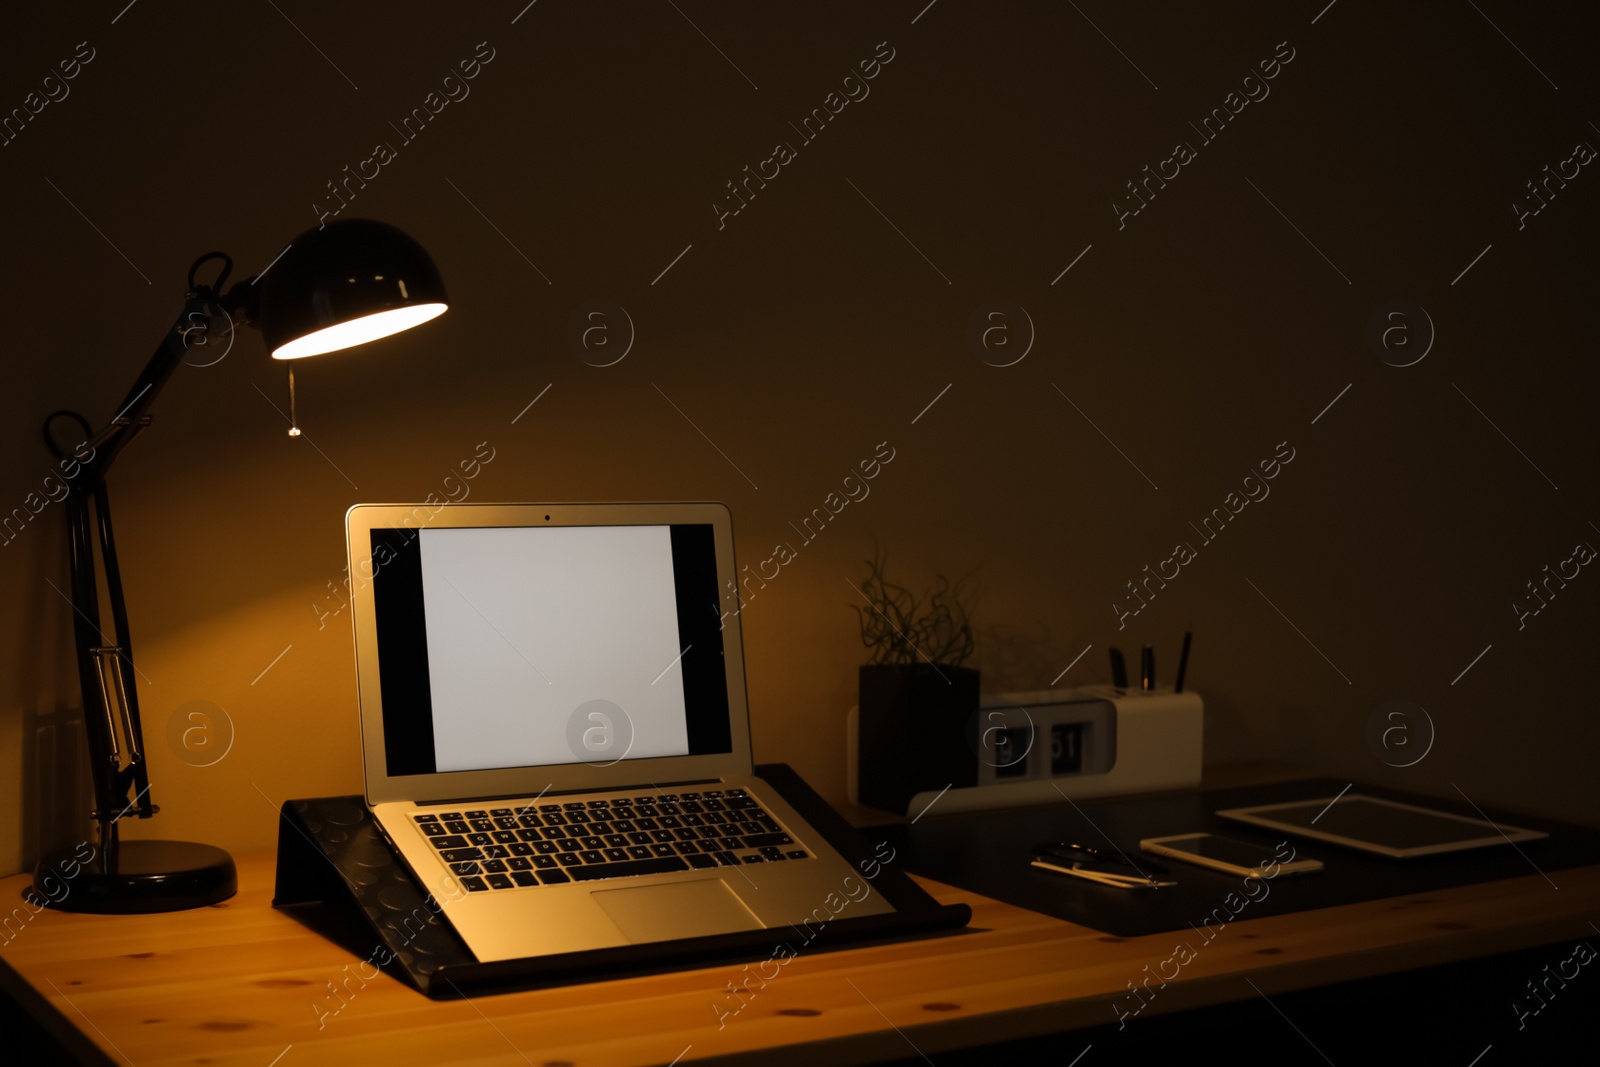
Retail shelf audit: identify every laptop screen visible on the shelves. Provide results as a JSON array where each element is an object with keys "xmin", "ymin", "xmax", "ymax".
[{"xmin": 368, "ymin": 521, "xmax": 733, "ymax": 777}]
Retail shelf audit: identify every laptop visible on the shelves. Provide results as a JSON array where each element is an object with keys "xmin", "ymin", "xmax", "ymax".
[{"xmin": 345, "ymin": 501, "xmax": 894, "ymax": 963}]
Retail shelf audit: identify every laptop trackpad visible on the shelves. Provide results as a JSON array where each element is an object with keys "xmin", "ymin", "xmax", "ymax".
[{"xmin": 592, "ymin": 879, "xmax": 764, "ymax": 942}]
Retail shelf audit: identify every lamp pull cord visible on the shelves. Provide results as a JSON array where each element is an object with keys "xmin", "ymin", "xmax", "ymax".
[{"xmin": 287, "ymin": 364, "xmax": 302, "ymax": 437}]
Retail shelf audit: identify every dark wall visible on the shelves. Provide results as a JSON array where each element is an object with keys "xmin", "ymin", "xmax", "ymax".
[{"xmin": 2, "ymin": 1, "xmax": 1597, "ymax": 869}]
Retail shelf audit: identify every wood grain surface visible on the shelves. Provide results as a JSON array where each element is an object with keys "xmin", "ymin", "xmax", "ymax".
[{"xmin": 2, "ymin": 854, "xmax": 1596, "ymax": 1066}]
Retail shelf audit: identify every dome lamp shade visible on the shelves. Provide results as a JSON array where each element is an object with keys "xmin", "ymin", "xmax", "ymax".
[{"xmin": 258, "ymin": 218, "xmax": 448, "ymax": 360}]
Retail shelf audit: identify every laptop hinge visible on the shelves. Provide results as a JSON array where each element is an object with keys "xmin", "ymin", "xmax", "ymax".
[{"xmin": 410, "ymin": 777, "xmax": 726, "ymax": 806}]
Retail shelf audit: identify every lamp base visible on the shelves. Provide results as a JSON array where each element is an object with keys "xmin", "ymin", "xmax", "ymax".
[{"xmin": 33, "ymin": 840, "xmax": 237, "ymax": 914}]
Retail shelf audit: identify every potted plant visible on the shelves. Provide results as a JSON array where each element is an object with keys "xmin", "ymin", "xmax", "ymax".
[{"xmin": 853, "ymin": 548, "xmax": 980, "ymax": 814}]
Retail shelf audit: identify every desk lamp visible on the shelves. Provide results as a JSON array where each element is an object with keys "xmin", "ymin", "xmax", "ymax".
[{"xmin": 35, "ymin": 219, "xmax": 447, "ymax": 913}]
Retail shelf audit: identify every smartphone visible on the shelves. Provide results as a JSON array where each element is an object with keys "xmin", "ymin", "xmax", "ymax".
[{"xmin": 1139, "ymin": 833, "xmax": 1323, "ymax": 878}]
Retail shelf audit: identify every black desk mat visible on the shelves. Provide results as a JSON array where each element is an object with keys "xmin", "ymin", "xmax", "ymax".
[{"xmin": 862, "ymin": 778, "xmax": 1600, "ymax": 938}]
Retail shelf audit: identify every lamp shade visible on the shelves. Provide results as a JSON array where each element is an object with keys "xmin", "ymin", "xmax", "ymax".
[{"xmin": 258, "ymin": 218, "xmax": 448, "ymax": 360}]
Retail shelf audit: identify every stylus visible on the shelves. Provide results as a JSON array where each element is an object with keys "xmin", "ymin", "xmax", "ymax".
[
  {"xmin": 1141, "ymin": 645, "xmax": 1154, "ymax": 691},
  {"xmin": 1175, "ymin": 630, "xmax": 1192, "ymax": 693},
  {"xmin": 1109, "ymin": 647, "xmax": 1128, "ymax": 690},
  {"xmin": 1030, "ymin": 859, "xmax": 1176, "ymax": 889}
]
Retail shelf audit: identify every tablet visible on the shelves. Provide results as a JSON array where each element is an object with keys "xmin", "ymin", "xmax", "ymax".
[{"xmin": 1216, "ymin": 794, "xmax": 1548, "ymax": 859}]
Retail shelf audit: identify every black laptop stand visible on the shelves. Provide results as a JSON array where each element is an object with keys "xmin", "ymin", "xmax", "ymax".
[{"xmin": 272, "ymin": 763, "xmax": 971, "ymax": 997}]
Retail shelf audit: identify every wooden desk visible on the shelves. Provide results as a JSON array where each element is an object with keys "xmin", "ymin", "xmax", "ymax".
[{"xmin": 3, "ymin": 854, "xmax": 1596, "ymax": 1066}]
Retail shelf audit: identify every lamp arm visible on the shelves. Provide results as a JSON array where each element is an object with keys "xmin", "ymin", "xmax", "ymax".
[
  {"xmin": 54, "ymin": 255, "xmax": 259, "ymax": 482},
  {"xmin": 44, "ymin": 252, "xmax": 260, "ymax": 835}
]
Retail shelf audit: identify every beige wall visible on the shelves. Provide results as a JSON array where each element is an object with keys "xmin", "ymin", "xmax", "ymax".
[{"xmin": 3, "ymin": 3, "xmax": 1598, "ymax": 873}]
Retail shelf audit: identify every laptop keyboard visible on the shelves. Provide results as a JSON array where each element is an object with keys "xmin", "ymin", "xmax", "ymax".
[{"xmin": 410, "ymin": 788, "xmax": 811, "ymax": 893}]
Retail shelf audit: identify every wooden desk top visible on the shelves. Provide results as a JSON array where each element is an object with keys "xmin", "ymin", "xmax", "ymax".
[{"xmin": 3, "ymin": 853, "xmax": 1597, "ymax": 1066}]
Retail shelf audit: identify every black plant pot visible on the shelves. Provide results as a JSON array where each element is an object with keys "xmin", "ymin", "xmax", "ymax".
[{"xmin": 857, "ymin": 663, "xmax": 980, "ymax": 816}]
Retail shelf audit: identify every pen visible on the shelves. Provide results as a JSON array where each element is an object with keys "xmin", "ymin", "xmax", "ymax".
[
  {"xmin": 1141, "ymin": 645, "xmax": 1154, "ymax": 691},
  {"xmin": 1109, "ymin": 647, "xmax": 1128, "ymax": 691},
  {"xmin": 1029, "ymin": 843, "xmax": 1176, "ymax": 890},
  {"xmin": 1030, "ymin": 859, "xmax": 1176, "ymax": 889},
  {"xmin": 1175, "ymin": 630, "xmax": 1192, "ymax": 693}
]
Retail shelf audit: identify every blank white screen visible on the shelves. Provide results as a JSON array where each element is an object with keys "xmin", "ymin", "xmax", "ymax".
[{"xmin": 417, "ymin": 525, "xmax": 690, "ymax": 772}]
